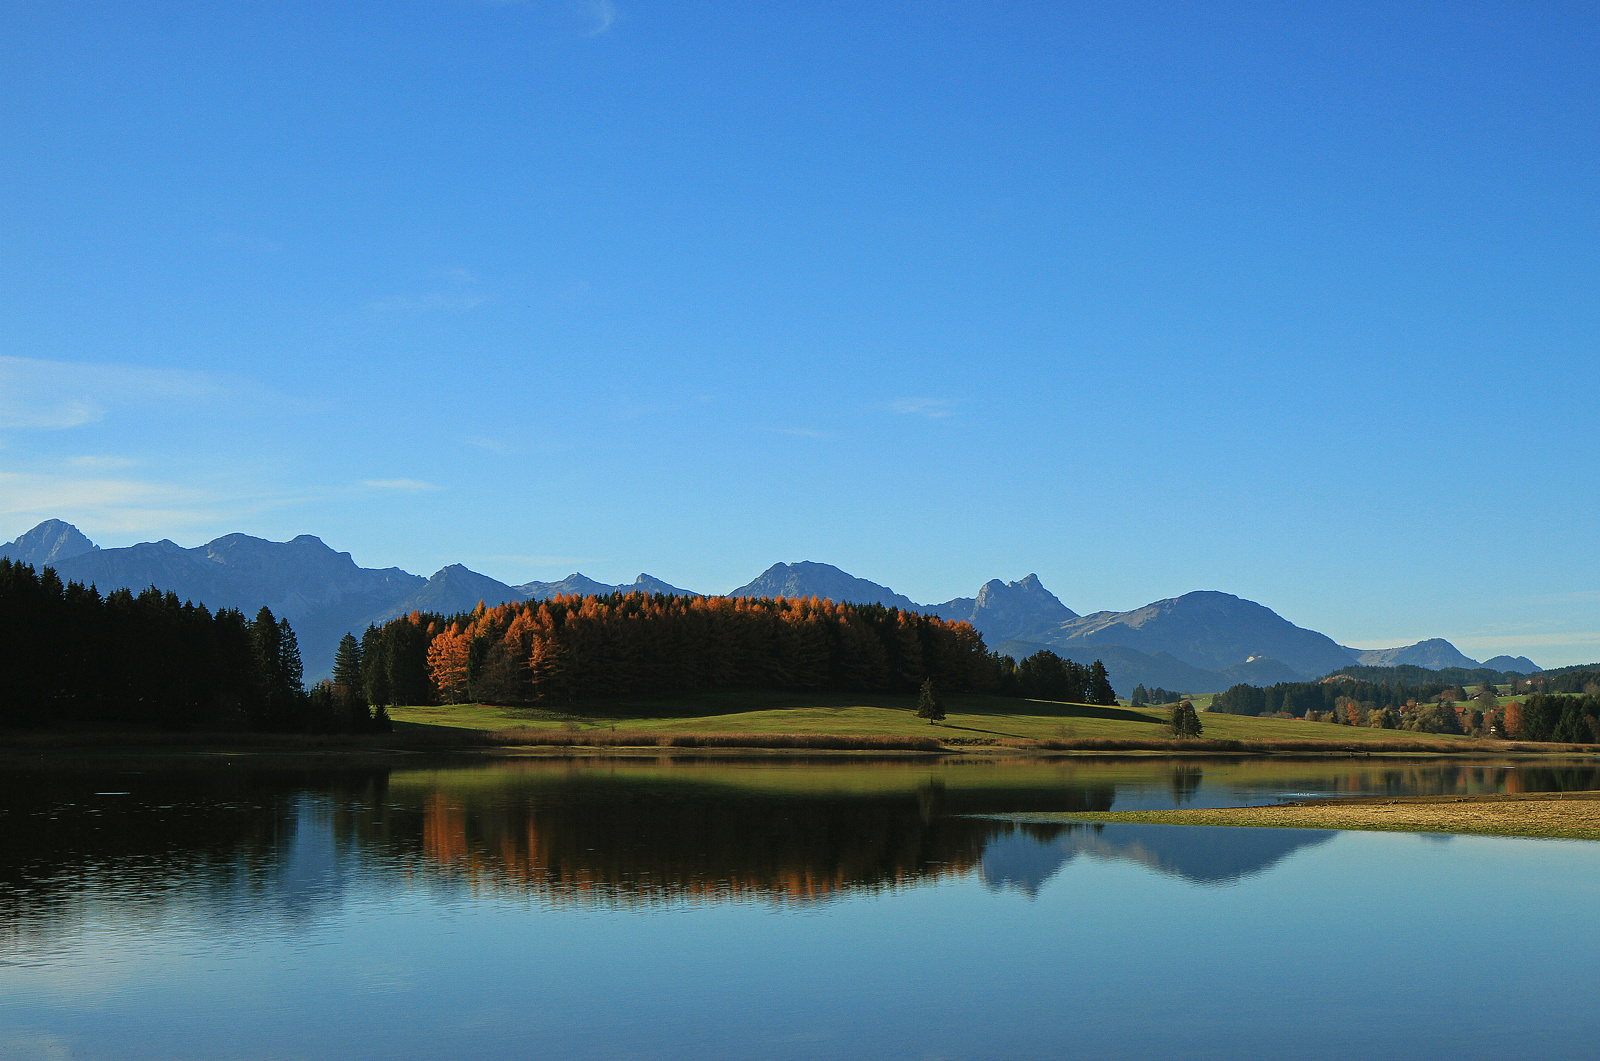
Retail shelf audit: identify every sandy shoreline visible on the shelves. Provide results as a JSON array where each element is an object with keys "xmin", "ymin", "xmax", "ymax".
[{"xmin": 1063, "ymin": 791, "xmax": 1600, "ymax": 841}]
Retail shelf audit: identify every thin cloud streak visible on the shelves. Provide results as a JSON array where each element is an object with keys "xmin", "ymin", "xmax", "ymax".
[
  {"xmin": 361, "ymin": 479, "xmax": 438, "ymax": 492},
  {"xmin": 890, "ymin": 397, "xmax": 953, "ymax": 419},
  {"xmin": 0, "ymin": 471, "xmax": 216, "ymax": 536},
  {"xmin": 0, "ymin": 356, "xmax": 227, "ymax": 431}
]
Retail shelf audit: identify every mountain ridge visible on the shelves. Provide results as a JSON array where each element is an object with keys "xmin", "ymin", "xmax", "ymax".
[{"xmin": 0, "ymin": 520, "xmax": 1542, "ymax": 687}]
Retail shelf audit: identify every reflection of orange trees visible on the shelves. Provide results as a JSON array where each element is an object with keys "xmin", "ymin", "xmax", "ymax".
[
  {"xmin": 381, "ymin": 592, "xmax": 988, "ymax": 706},
  {"xmin": 412, "ymin": 791, "xmax": 983, "ymax": 906}
]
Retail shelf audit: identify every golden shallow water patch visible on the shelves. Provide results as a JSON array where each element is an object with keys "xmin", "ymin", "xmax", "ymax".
[{"xmin": 1063, "ymin": 791, "xmax": 1600, "ymax": 841}]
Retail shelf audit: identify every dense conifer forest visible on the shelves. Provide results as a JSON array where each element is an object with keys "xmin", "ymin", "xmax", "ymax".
[
  {"xmin": 356, "ymin": 592, "xmax": 1120, "ymax": 708},
  {"xmin": 0, "ymin": 557, "xmax": 334, "ymax": 730}
]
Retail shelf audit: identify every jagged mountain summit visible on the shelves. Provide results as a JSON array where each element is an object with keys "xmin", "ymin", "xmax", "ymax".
[
  {"xmin": 929, "ymin": 574, "xmax": 1078, "ymax": 644},
  {"xmin": 0, "ymin": 519, "xmax": 100, "ymax": 567}
]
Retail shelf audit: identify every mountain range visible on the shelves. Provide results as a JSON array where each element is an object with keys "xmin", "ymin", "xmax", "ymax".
[{"xmin": 2, "ymin": 519, "xmax": 1543, "ymax": 689}]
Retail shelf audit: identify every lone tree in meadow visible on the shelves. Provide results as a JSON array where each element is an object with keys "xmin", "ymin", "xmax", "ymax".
[
  {"xmin": 1168, "ymin": 699, "xmax": 1203, "ymax": 739},
  {"xmin": 917, "ymin": 678, "xmax": 946, "ymax": 723}
]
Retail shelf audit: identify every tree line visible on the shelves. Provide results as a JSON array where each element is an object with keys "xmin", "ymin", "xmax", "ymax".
[
  {"xmin": 0, "ymin": 558, "xmax": 319, "ymax": 731},
  {"xmin": 1130, "ymin": 684, "xmax": 1183, "ymax": 707},
  {"xmin": 351, "ymin": 592, "xmax": 1119, "ymax": 708},
  {"xmin": 1212, "ymin": 671, "xmax": 1599, "ymax": 743}
]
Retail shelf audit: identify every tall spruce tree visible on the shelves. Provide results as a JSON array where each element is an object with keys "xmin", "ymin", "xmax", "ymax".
[
  {"xmin": 333, "ymin": 633, "xmax": 364, "ymax": 700},
  {"xmin": 916, "ymin": 678, "xmax": 945, "ymax": 722},
  {"xmin": 250, "ymin": 606, "xmax": 306, "ymax": 730}
]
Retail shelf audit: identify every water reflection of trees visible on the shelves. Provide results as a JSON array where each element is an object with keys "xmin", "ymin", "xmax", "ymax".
[
  {"xmin": 406, "ymin": 775, "xmax": 1117, "ymax": 905},
  {"xmin": 5, "ymin": 757, "xmax": 1600, "ymax": 934}
]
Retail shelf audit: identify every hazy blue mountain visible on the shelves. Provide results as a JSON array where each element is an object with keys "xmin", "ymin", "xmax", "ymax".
[
  {"xmin": 728, "ymin": 561, "xmax": 929, "ymax": 612},
  {"xmin": 1481, "ymin": 655, "xmax": 1542, "ymax": 673},
  {"xmin": 1, "ymin": 519, "xmax": 101, "ymax": 567},
  {"xmin": 516, "ymin": 573, "xmax": 624, "ymax": 600},
  {"xmin": 930, "ymin": 574, "xmax": 1077, "ymax": 642},
  {"xmin": 990, "ymin": 639, "xmax": 1228, "ymax": 696},
  {"xmin": 1347, "ymin": 638, "xmax": 1479, "ymax": 670},
  {"xmin": 372, "ymin": 564, "xmax": 527, "ymax": 625},
  {"xmin": 1219, "ymin": 656, "xmax": 1309, "ymax": 686},
  {"xmin": 46, "ymin": 527, "xmax": 426, "ymax": 680},
  {"xmin": 513, "ymin": 571, "xmax": 698, "ymax": 601},
  {"xmin": 620, "ymin": 573, "xmax": 698, "ymax": 596},
  {"xmin": 1034, "ymin": 591, "xmax": 1356, "ymax": 680}
]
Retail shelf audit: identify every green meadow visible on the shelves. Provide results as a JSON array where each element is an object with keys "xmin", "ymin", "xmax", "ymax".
[{"xmin": 388, "ymin": 688, "xmax": 1512, "ymax": 751}]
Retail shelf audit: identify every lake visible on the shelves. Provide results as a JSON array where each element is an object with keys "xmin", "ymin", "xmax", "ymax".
[{"xmin": 3, "ymin": 753, "xmax": 1597, "ymax": 1059}]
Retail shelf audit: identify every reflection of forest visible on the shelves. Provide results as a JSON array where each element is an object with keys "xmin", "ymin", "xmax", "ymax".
[
  {"xmin": 409, "ymin": 774, "xmax": 1117, "ymax": 904},
  {"xmin": 4, "ymin": 757, "xmax": 1599, "ymax": 935}
]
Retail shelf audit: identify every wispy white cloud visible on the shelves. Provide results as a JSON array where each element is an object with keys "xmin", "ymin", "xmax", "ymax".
[
  {"xmin": 578, "ymin": 0, "xmax": 618, "ymax": 35},
  {"xmin": 0, "ymin": 471, "xmax": 216, "ymax": 535},
  {"xmin": 768, "ymin": 426, "xmax": 836, "ymax": 440},
  {"xmin": 890, "ymin": 397, "xmax": 954, "ymax": 419},
  {"xmin": 466, "ymin": 436, "xmax": 514, "ymax": 454},
  {"xmin": 0, "ymin": 356, "xmax": 226, "ymax": 431},
  {"xmin": 361, "ymin": 479, "xmax": 438, "ymax": 492}
]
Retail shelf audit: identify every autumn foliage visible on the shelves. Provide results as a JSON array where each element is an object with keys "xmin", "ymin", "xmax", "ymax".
[{"xmin": 364, "ymin": 592, "xmax": 992, "ymax": 706}]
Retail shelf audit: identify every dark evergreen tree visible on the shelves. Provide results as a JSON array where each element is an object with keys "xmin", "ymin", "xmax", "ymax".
[
  {"xmin": 1087, "ymin": 660, "xmax": 1117, "ymax": 706},
  {"xmin": 250, "ymin": 606, "xmax": 307, "ymax": 730},
  {"xmin": 916, "ymin": 678, "xmax": 945, "ymax": 722},
  {"xmin": 333, "ymin": 633, "xmax": 364, "ymax": 700},
  {"xmin": 361, "ymin": 625, "xmax": 392, "ymax": 707}
]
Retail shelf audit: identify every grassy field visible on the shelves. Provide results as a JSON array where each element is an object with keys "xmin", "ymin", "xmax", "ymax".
[{"xmin": 388, "ymin": 688, "xmax": 1575, "ymax": 752}]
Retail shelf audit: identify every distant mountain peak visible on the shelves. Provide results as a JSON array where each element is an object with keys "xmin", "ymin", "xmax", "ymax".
[
  {"xmin": 1482, "ymin": 654, "xmax": 1542, "ymax": 673},
  {"xmin": 0, "ymin": 519, "xmax": 101, "ymax": 567},
  {"xmin": 1347, "ymin": 638, "xmax": 1479, "ymax": 670},
  {"xmin": 729, "ymin": 561, "xmax": 926, "ymax": 612},
  {"xmin": 937, "ymin": 573, "xmax": 1077, "ymax": 643}
]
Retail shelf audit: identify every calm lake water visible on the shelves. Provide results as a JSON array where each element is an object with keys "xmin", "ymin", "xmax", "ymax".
[{"xmin": 3, "ymin": 754, "xmax": 1598, "ymax": 1060}]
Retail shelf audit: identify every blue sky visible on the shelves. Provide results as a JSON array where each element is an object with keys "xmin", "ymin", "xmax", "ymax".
[{"xmin": 2, "ymin": 1, "xmax": 1597, "ymax": 665}]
